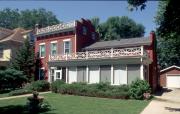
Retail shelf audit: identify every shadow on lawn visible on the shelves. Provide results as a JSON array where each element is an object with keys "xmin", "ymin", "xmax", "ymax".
[{"xmin": 0, "ymin": 105, "xmax": 56, "ymax": 114}]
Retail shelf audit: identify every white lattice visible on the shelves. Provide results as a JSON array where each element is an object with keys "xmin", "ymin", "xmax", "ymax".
[
  {"xmin": 37, "ymin": 21, "xmax": 75, "ymax": 35},
  {"xmin": 49, "ymin": 47, "xmax": 148, "ymax": 61}
]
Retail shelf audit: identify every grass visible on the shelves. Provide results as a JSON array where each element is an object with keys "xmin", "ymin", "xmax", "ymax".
[{"xmin": 0, "ymin": 93, "xmax": 150, "ymax": 114}]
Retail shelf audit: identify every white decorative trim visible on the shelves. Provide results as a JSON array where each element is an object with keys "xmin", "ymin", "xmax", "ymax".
[
  {"xmin": 36, "ymin": 21, "xmax": 75, "ymax": 35},
  {"xmin": 50, "ymin": 41, "xmax": 57, "ymax": 43},
  {"xmin": 39, "ymin": 42, "xmax": 45, "ymax": 45},
  {"xmin": 160, "ymin": 65, "xmax": 180, "ymax": 72},
  {"xmin": 63, "ymin": 39, "xmax": 71, "ymax": 42}
]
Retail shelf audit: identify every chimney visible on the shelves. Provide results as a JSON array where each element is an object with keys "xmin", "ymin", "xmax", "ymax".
[{"xmin": 150, "ymin": 30, "xmax": 156, "ymax": 43}]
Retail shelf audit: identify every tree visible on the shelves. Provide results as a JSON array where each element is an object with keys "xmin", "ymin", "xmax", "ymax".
[
  {"xmin": 10, "ymin": 38, "xmax": 35, "ymax": 81},
  {"xmin": 155, "ymin": 0, "xmax": 180, "ymax": 68},
  {"xmin": 0, "ymin": 68, "xmax": 27, "ymax": 90},
  {"xmin": 127, "ymin": 0, "xmax": 147, "ymax": 11},
  {"xmin": 0, "ymin": 8, "xmax": 60, "ymax": 29},
  {"xmin": 91, "ymin": 16, "xmax": 145, "ymax": 41}
]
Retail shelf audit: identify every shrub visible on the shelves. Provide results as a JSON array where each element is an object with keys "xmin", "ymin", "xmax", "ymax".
[
  {"xmin": 27, "ymin": 80, "xmax": 50, "ymax": 92},
  {"xmin": 56, "ymin": 82, "xmax": 129, "ymax": 99},
  {"xmin": 51, "ymin": 80, "xmax": 65, "ymax": 93},
  {"xmin": 129, "ymin": 79, "xmax": 151, "ymax": 100},
  {"xmin": 9, "ymin": 89, "xmax": 32, "ymax": 96}
]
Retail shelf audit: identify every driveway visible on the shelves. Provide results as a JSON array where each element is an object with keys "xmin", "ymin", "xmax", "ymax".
[{"xmin": 141, "ymin": 88, "xmax": 180, "ymax": 114}]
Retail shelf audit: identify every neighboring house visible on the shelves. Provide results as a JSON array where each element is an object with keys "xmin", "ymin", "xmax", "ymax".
[
  {"xmin": 0, "ymin": 27, "xmax": 34, "ymax": 68},
  {"xmin": 160, "ymin": 65, "xmax": 180, "ymax": 88},
  {"xmin": 35, "ymin": 18, "xmax": 158, "ymax": 91}
]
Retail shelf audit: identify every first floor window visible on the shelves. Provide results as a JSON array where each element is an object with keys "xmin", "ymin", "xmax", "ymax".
[
  {"xmin": 39, "ymin": 44, "xmax": 45, "ymax": 57},
  {"xmin": 100, "ymin": 65, "xmax": 111, "ymax": 83},
  {"xmin": 51, "ymin": 43, "xmax": 57, "ymax": 56},
  {"xmin": 39, "ymin": 68, "xmax": 45, "ymax": 80},
  {"xmin": 0, "ymin": 48, "xmax": 3, "ymax": 58},
  {"xmin": 64, "ymin": 41, "xmax": 71, "ymax": 54}
]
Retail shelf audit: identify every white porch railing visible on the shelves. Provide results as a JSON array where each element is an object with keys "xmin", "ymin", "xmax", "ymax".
[
  {"xmin": 36, "ymin": 21, "xmax": 75, "ymax": 35},
  {"xmin": 49, "ymin": 47, "xmax": 148, "ymax": 61}
]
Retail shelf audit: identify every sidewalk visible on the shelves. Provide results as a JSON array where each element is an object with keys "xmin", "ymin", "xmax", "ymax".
[{"xmin": 0, "ymin": 91, "xmax": 51, "ymax": 100}]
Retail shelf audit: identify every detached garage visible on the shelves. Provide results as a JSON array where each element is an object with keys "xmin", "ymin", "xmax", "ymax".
[{"xmin": 160, "ymin": 65, "xmax": 180, "ymax": 88}]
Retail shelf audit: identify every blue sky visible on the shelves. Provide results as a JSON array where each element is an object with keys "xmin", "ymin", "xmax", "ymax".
[{"xmin": 0, "ymin": 1, "xmax": 158, "ymax": 36}]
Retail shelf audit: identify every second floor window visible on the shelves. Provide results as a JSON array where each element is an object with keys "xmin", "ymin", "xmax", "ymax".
[
  {"xmin": 39, "ymin": 44, "xmax": 45, "ymax": 58},
  {"xmin": 0, "ymin": 48, "xmax": 3, "ymax": 58},
  {"xmin": 64, "ymin": 41, "xmax": 71, "ymax": 54},
  {"xmin": 51, "ymin": 43, "xmax": 57, "ymax": 56},
  {"xmin": 82, "ymin": 26, "xmax": 87, "ymax": 35}
]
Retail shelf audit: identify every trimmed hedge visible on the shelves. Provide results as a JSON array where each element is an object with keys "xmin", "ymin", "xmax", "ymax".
[
  {"xmin": 9, "ymin": 89, "xmax": 32, "ymax": 96},
  {"xmin": 9, "ymin": 80, "xmax": 50, "ymax": 96},
  {"xmin": 51, "ymin": 80, "xmax": 65, "ymax": 93},
  {"xmin": 51, "ymin": 82, "xmax": 129, "ymax": 99},
  {"xmin": 27, "ymin": 80, "xmax": 50, "ymax": 92}
]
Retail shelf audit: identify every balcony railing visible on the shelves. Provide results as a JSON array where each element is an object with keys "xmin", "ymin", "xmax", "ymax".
[
  {"xmin": 49, "ymin": 47, "xmax": 148, "ymax": 61},
  {"xmin": 36, "ymin": 21, "xmax": 75, "ymax": 35}
]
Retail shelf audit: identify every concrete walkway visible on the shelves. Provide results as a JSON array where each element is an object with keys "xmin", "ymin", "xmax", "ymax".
[
  {"xmin": 141, "ymin": 88, "xmax": 180, "ymax": 114},
  {"xmin": 0, "ymin": 91, "xmax": 51, "ymax": 100}
]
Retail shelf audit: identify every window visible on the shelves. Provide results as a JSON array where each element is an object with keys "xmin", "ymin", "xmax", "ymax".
[
  {"xmin": 51, "ymin": 43, "xmax": 57, "ymax": 56},
  {"xmin": 0, "ymin": 48, "xmax": 3, "ymax": 58},
  {"xmin": 77, "ymin": 67, "xmax": 86, "ymax": 82},
  {"xmin": 91, "ymin": 32, "xmax": 96, "ymax": 40},
  {"xmin": 100, "ymin": 65, "xmax": 111, "ymax": 83},
  {"xmin": 39, "ymin": 44, "xmax": 45, "ymax": 58},
  {"xmin": 39, "ymin": 68, "xmax": 45, "ymax": 80},
  {"xmin": 64, "ymin": 41, "xmax": 71, "ymax": 54},
  {"xmin": 82, "ymin": 26, "xmax": 87, "ymax": 35},
  {"xmin": 127, "ymin": 65, "xmax": 140, "ymax": 84}
]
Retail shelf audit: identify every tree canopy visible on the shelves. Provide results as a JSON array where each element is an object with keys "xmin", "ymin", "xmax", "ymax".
[
  {"xmin": 0, "ymin": 8, "xmax": 60, "ymax": 29},
  {"xmin": 91, "ymin": 16, "xmax": 145, "ymax": 41},
  {"xmin": 127, "ymin": 0, "xmax": 180, "ymax": 68}
]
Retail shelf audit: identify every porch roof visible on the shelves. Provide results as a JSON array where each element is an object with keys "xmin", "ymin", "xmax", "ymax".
[
  {"xmin": 48, "ymin": 57, "xmax": 151, "ymax": 67},
  {"xmin": 84, "ymin": 37, "xmax": 151, "ymax": 50}
]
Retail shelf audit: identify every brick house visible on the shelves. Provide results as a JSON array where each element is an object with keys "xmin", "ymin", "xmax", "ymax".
[{"xmin": 35, "ymin": 18, "xmax": 158, "ymax": 91}]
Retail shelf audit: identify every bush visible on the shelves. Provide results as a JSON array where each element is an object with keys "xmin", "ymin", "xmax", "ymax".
[
  {"xmin": 51, "ymin": 80, "xmax": 65, "ymax": 93},
  {"xmin": 129, "ymin": 80, "xmax": 151, "ymax": 100},
  {"xmin": 27, "ymin": 80, "xmax": 50, "ymax": 92},
  {"xmin": 9, "ymin": 89, "xmax": 32, "ymax": 96},
  {"xmin": 55, "ymin": 82, "xmax": 129, "ymax": 99}
]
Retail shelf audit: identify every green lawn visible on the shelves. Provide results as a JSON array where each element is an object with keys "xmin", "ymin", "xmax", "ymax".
[{"xmin": 0, "ymin": 93, "xmax": 149, "ymax": 114}]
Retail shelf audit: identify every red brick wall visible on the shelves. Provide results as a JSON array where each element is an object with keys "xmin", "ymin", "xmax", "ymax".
[
  {"xmin": 145, "ymin": 31, "xmax": 158, "ymax": 91},
  {"xmin": 160, "ymin": 68, "xmax": 180, "ymax": 87},
  {"xmin": 76, "ymin": 19, "xmax": 98, "ymax": 52},
  {"xmin": 35, "ymin": 33, "xmax": 75, "ymax": 80}
]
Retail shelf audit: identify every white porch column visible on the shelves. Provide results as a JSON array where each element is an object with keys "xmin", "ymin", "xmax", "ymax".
[
  {"xmin": 65, "ymin": 67, "xmax": 68, "ymax": 83},
  {"xmin": 86, "ymin": 66, "xmax": 89, "ymax": 83},
  {"xmin": 111, "ymin": 65, "xmax": 114, "ymax": 85},
  {"xmin": 140, "ymin": 46, "xmax": 144, "ymax": 80},
  {"xmin": 140, "ymin": 64, "xmax": 144, "ymax": 80}
]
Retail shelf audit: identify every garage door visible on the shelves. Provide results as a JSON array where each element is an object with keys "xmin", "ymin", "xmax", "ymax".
[{"xmin": 167, "ymin": 75, "xmax": 180, "ymax": 88}]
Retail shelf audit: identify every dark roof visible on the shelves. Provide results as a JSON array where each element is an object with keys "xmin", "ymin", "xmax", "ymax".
[{"xmin": 84, "ymin": 37, "xmax": 151, "ymax": 50}]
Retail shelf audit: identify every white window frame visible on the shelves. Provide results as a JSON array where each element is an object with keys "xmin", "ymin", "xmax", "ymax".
[
  {"xmin": 39, "ymin": 43, "xmax": 45, "ymax": 58},
  {"xmin": 63, "ymin": 39, "xmax": 71, "ymax": 54},
  {"xmin": 50, "ymin": 41, "xmax": 57, "ymax": 56}
]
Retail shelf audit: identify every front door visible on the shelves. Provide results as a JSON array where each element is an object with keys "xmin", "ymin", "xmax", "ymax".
[{"xmin": 54, "ymin": 70, "xmax": 62, "ymax": 81}]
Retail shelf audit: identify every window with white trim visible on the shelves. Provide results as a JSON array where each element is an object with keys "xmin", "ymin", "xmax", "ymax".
[
  {"xmin": 0, "ymin": 48, "xmax": 3, "ymax": 58},
  {"xmin": 39, "ymin": 68, "xmax": 45, "ymax": 80},
  {"xmin": 64, "ymin": 41, "xmax": 70, "ymax": 54},
  {"xmin": 39, "ymin": 44, "xmax": 45, "ymax": 57},
  {"xmin": 51, "ymin": 43, "xmax": 57, "ymax": 56}
]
